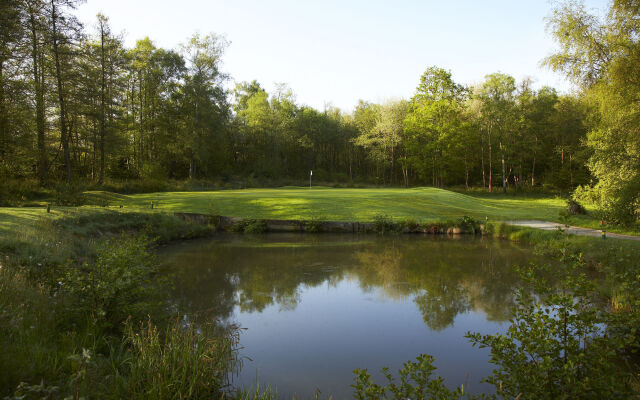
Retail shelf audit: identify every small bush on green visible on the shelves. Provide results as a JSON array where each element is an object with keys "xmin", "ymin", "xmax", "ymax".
[
  {"xmin": 373, "ymin": 214, "xmax": 398, "ymax": 234},
  {"xmin": 231, "ymin": 219, "xmax": 268, "ymax": 233},
  {"xmin": 485, "ymin": 221, "xmax": 516, "ymax": 238},
  {"xmin": 230, "ymin": 220, "xmax": 246, "ymax": 232},
  {"xmin": 52, "ymin": 183, "xmax": 86, "ymax": 206},
  {"xmin": 244, "ymin": 219, "xmax": 268, "ymax": 233},
  {"xmin": 400, "ymin": 217, "xmax": 420, "ymax": 232},
  {"xmin": 457, "ymin": 216, "xmax": 480, "ymax": 234},
  {"xmin": 304, "ymin": 218, "xmax": 324, "ymax": 233},
  {"xmin": 303, "ymin": 212, "xmax": 327, "ymax": 233}
]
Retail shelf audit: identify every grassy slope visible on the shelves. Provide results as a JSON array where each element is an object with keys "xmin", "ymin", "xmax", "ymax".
[
  {"xmin": 98, "ymin": 187, "xmax": 572, "ymax": 221},
  {"xmin": 2, "ymin": 186, "xmax": 637, "ymax": 236},
  {"xmin": 0, "ymin": 207, "xmax": 213, "ymax": 267}
]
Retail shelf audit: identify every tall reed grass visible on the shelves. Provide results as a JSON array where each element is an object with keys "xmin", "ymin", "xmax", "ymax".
[{"xmin": 120, "ymin": 316, "xmax": 241, "ymax": 399}]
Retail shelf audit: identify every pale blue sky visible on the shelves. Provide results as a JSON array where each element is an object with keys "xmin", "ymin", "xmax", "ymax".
[{"xmin": 75, "ymin": 0, "xmax": 609, "ymax": 111}]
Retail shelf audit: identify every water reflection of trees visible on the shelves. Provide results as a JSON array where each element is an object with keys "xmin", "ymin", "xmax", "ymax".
[{"xmin": 165, "ymin": 235, "xmax": 543, "ymax": 330}]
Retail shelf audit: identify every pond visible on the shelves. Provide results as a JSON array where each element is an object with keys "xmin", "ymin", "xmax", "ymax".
[{"xmin": 162, "ymin": 233, "xmax": 547, "ymax": 399}]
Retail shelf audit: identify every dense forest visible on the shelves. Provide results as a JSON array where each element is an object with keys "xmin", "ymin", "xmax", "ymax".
[{"xmin": 0, "ymin": 0, "xmax": 638, "ymax": 222}]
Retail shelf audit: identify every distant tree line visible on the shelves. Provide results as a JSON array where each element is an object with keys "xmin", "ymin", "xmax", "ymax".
[{"xmin": 0, "ymin": 0, "xmax": 637, "ymax": 221}]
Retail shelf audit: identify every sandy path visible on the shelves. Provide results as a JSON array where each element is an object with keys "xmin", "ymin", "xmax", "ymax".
[{"xmin": 506, "ymin": 220, "xmax": 640, "ymax": 241}]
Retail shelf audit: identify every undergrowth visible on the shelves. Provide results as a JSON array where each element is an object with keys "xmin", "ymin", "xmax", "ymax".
[{"xmin": 0, "ymin": 209, "xmax": 232, "ymax": 399}]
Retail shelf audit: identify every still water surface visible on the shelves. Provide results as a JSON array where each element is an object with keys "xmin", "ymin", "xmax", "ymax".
[{"xmin": 162, "ymin": 233, "xmax": 546, "ymax": 399}]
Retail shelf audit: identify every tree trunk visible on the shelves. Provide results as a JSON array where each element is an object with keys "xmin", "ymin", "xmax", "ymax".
[
  {"xmin": 403, "ymin": 153, "xmax": 409, "ymax": 187},
  {"xmin": 29, "ymin": 7, "xmax": 47, "ymax": 183},
  {"xmin": 348, "ymin": 147, "xmax": 352, "ymax": 181},
  {"xmin": 390, "ymin": 141, "xmax": 394, "ymax": 186},
  {"xmin": 138, "ymin": 70, "xmax": 144, "ymax": 167},
  {"xmin": 51, "ymin": 0, "xmax": 72, "ymax": 182},
  {"xmin": 0, "ymin": 62, "xmax": 7, "ymax": 166},
  {"xmin": 481, "ymin": 128, "xmax": 486, "ymax": 189},
  {"xmin": 519, "ymin": 161, "xmax": 523, "ymax": 192},
  {"xmin": 432, "ymin": 155, "xmax": 436, "ymax": 187},
  {"xmin": 465, "ymin": 156, "xmax": 469, "ymax": 190},
  {"xmin": 531, "ymin": 136, "xmax": 537, "ymax": 187},
  {"xmin": 190, "ymin": 96, "xmax": 198, "ymax": 179},
  {"xmin": 488, "ymin": 127, "xmax": 492, "ymax": 192},
  {"xmin": 569, "ymin": 153, "xmax": 573, "ymax": 188},
  {"xmin": 98, "ymin": 20, "xmax": 106, "ymax": 185},
  {"xmin": 500, "ymin": 141, "xmax": 506, "ymax": 193}
]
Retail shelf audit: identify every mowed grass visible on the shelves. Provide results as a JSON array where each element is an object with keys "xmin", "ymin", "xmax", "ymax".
[
  {"xmin": 95, "ymin": 186, "xmax": 575, "ymax": 222},
  {"xmin": 4, "ymin": 186, "xmax": 635, "ymax": 236}
]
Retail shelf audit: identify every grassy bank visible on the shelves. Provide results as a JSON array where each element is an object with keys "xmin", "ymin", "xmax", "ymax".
[
  {"xmin": 93, "ymin": 187, "xmax": 573, "ymax": 221},
  {"xmin": 88, "ymin": 186, "xmax": 635, "ymax": 235},
  {"xmin": 5, "ymin": 185, "xmax": 638, "ymax": 235},
  {"xmin": 0, "ymin": 208, "xmax": 233, "ymax": 398},
  {"xmin": 1, "ymin": 196, "xmax": 639, "ymax": 398},
  {"xmin": 485, "ymin": 220, "xmax": 640, "ymax": 265}
]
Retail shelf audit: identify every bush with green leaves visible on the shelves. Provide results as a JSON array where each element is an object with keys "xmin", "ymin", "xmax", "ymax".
[
  {"xmin": 400, "ymin": 217, "xmax": 421, "ymax": 232},
  {"xmin": 58, "ymin": 234, "xmax": 164, "ymax": 331},
  {"xmin": 0, "ymin": 179, "xmax": 47, "ymax": 206},
  {"xmin": 458, "ymin": 216, "xmax": 480, "ymax": 234},
  {"xmin": 231, "ymin": 219, "xmax": 268, "ymax": 233},
  {"xmin": 304, "ymin": 218, "xmax": 324, "ymax": 233},
  {"xmin": 52, "ymin": 183, "xmax": 87, "ymax": 206},
  {"xmin": 352, "ymin": 355, "xmax": 465, "ymax": 400},
  {"xmin": 373, "ymin": 214, "xmax": 399, "ymax": 234},
  {"xmin": 566, "ymin": 198, "xmax": 586, "ymax": 215},
  {"xmin": 466, "ymin": 252, "xmax": 636, "ymax": 399}
]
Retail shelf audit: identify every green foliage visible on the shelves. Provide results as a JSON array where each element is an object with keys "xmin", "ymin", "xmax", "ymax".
[
  {"xmin": 121, "ymin": 316, "xmax": 240, "ymax": 399},
  {"xmin": 0, "ymin": 267, "xmax": 63, "ymax": 395},
  {"xmin": 567, "ymin": 198, "xmax": 586, "ymax": 215},
  {"xmin": 231, "ymin": 219, "xmax": 268, "ymax": 233},
  {"xmin": 4, "ymin": 381, "xmax": 60, "ymax": 400},
  {"xmin": 467, "ymin": 250, "xmax": 636, "ymax": 399},
  {"xmin": 546, "ymin": 0, "xmax": 640, "ymax": 224},
  {"xmin": 400, "ymin": 217, "xmax": 420, "ymax": 232},
  {"xmin": 105, "ymin": 187, "xmax": 592, "ymax": 228},
  {"xmin": 304, "ymin": 217, "xmax": 325, "ymax": 233},
  {"xmin": 232, "ymin": 382, "xmax": 279, "ymax": 400},
  {"xmin": 404, "ymin": 66, "xmax": 468, "ymax": 187},
  {"xmin": 483, "ymin": 221, "xmax": 514, "ymax": 238},
  {"xmin": 244, "ymin": 220, "xmax": 268, "ymax": 234},
  {"xmin": 51, "ymin": 183, "xmax": 87, "ymax": 206},
  {"xmin": 99, "ymin": 179, "xmax": 171, "ymax": 194},
  {"xmin": 0, "ymin": 180, "xmax": 47, "ymax": 207},
  {"xmin": 372, "ymin": 214, "xmax": 399, "ymax": 234},
  {"xmin": 352, "ymin": 355, "xmax": 464, "ymax": 400},
  {"xmin": 0, "ymin": 211, "xmax": 235, "ymax": 398},
  {"xmin": 58, "ymin": 234, "xmax": 164, "ymax": 331},
  {"xmin": 457, "ymin": 216, "xmax": 480, "ymax": 233}
]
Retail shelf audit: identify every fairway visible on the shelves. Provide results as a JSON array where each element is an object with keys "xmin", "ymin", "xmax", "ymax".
[{"xmin": 96, "ymin": 187, "xmax": 575, "ymax": 223}]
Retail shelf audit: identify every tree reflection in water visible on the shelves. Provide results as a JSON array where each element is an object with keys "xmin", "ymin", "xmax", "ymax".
[{"xmin": 162, "ymin": 233, "xmax": 542, "ymax": 329}]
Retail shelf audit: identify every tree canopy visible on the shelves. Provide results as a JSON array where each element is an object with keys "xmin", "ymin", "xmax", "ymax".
[{"xmin": 1, "ymin": 0, "xmax": 637, "ymax": 223}]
